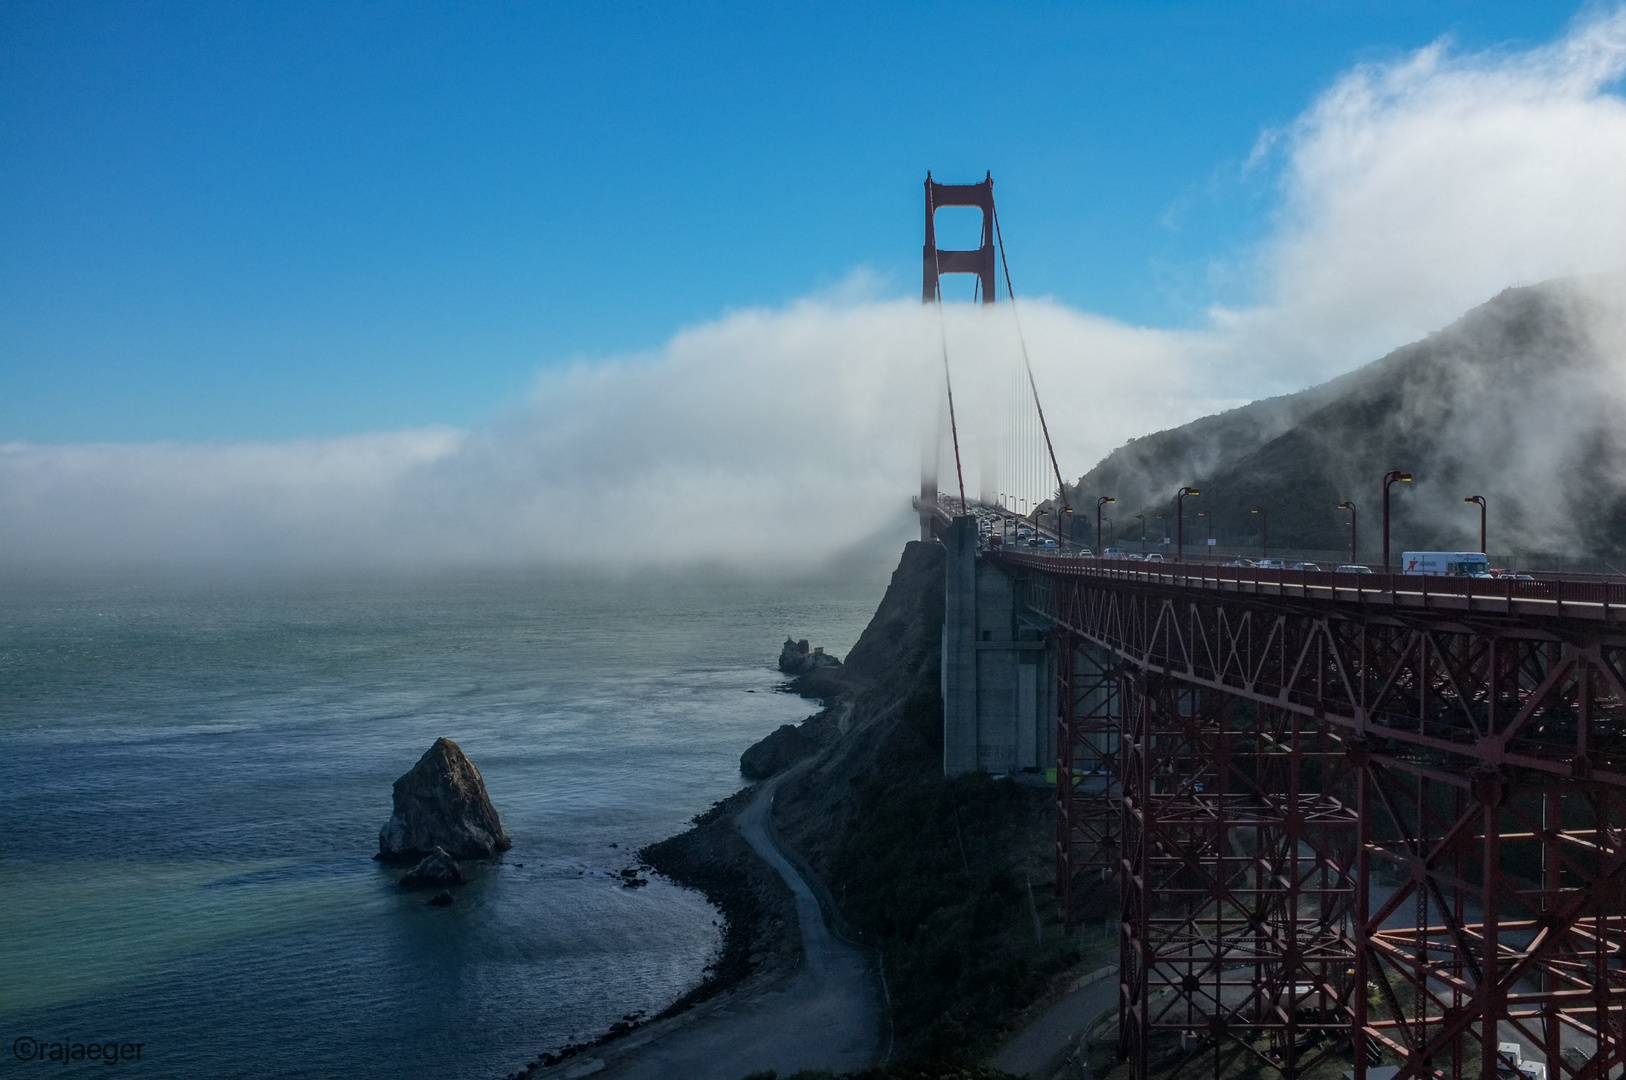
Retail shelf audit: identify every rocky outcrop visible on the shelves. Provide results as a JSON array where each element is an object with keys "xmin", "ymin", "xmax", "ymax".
[
  {"xmin": 377, "ymin": 737, "xmax": 512, "ymax": 863},
  {"xmin": 739, "ymin": 723, "xmax": 815, "ymax": 780},
  {"xmin": 778, "ymin": 637, "xmax": 842, "ymax": 675},
  {"xmin": 399, "ymin": 846, "xmax": 465, "ymax": 889}
]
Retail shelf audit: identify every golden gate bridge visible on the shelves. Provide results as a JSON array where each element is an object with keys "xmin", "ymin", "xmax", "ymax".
[{"xmin": 914, "ymin": 173, "xmax": 1626, "ymax": 1080}]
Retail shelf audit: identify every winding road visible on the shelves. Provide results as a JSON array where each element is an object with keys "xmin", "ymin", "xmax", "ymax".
[{"xmin": 585, "ymin": 772, "xmax": 881, "ymax": 1080}]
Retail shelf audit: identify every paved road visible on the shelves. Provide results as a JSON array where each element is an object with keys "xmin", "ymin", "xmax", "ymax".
[
  {"xmin": 987, "ymin": 966, "xmax": 1119, "ymax": 1079},
  {"xmin": 590, "ymin": 772, "xmax": 881, "ymax": 1080}
]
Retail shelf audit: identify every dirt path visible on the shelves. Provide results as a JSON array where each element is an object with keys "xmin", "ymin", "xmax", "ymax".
[{"xmin": 586, "ymin": 772, "xmax": 880, "ymax": 1080}]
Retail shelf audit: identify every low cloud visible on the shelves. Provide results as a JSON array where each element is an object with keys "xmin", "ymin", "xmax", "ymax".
[
  {"xmin": 5, "ymin": 9, "xmax": 1625, "ymax": 575},
  {"xmin": 1, "ymin": 301, "xmax": 1219, "ymax": 574}
]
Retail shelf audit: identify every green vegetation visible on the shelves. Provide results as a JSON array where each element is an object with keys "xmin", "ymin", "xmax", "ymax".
[
  {"xmin": 826, "ymin": 693, "xmax": 1085, "ymax": 1063},
  {"xmin": 1065, "ymin": 281, "xmax": 1626, "ymax": 562}
]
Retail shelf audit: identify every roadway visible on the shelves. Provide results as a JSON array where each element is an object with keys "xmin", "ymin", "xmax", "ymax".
[{"xmin": 578, "ymin": 771, "xmax": 881, "ymax": 1080}]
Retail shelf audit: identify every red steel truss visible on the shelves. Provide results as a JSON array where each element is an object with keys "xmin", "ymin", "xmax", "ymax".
[
  {"xmin": 1019, "ymin": 555, "xmax": 1626, "ymax": 1080},
  {"xmin": 1056, "ymin": 632, "xmax": 1126, "ymax": 910},
  {"xmin": 1116, "ymin": 672, "xmax": 1361, "ymax": 1080}
]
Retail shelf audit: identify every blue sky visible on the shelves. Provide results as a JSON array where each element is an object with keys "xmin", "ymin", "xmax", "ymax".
[{"xmin": 0, "ymin": 1, "xmax": 1590, "ymax": 443}]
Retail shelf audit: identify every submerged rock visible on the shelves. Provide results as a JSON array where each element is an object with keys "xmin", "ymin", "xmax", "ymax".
[
  {"xmin": 377, "ymin": 737, "xmax": 512, "ymax": 863},
  {"xmin": 400, "ymin": 846, "xmax": 465, "ymax": 889},
  {"xmin": 427, "ymin": 890, "xmax": 455, "ymax": 907}
]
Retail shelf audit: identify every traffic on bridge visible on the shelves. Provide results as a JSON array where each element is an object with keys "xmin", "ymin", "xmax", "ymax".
[{"xmin": 917, "ymin": 174, "xmax": 1625, "ymax": 1080}]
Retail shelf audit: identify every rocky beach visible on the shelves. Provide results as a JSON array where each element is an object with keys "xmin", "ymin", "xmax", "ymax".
[{"xmin": 521, "ymin": 540, "xmax": 1099, "ymax": 1079}]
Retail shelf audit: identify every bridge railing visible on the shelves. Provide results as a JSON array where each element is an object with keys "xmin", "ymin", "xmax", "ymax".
[{"xmin": 990, "ymin": 550, "xmax": 1626, "ymax": 623}]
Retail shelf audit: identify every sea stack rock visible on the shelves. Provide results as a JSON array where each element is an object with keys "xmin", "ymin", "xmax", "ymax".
[{"xmin": 377, "ymin": 738, "xmax": 512, "ymax": 863}]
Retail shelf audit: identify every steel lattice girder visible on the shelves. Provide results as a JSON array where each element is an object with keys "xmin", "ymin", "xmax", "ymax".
[
  {"xmin": 1057, "ymin": 633, "xmax": 1126, "ymax": 921},
  {"xmin": 1028, "ymin": 572, "xmax": 1626, "ymax": 1080},
  {"xmin": 1116, "ymin": 675, "xmax": 1359, "ymax": 1080}
]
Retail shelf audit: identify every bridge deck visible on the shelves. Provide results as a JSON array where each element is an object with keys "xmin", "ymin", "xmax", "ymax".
[{"xmin": 993, "ymin": 550, "xmax": 1626, "ymax": 625}]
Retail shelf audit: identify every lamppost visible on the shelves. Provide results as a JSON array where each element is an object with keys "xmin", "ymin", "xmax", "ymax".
[
  {"xmin": 1464, "ymin": 495, "xmax": 1486, "ymax": 554},
  {"xmin": 1062, "ymin": 506, "xmax": 1075, "ymax": 551},
  {"xmin": 1337, "ymin": 502, "xmax": 1357, "ymax": 566},
  {"xmin": 1096, "ymin": 496, "xmax": 1114, "ymax": 555},
  {"xmin": 1135, "ymin": 515, "xmax": 1145, "ymax": 555},
  {"xmin": 1176, "ymin": 486, "xmax": 1200, "ymax": 562},
  {"xmin": 1252, "ymin": 507, "xmax": 1267, "ymax": 560},
  {"xmin": 1382, "ymin": 470, "xmax": 1412, "ymax": 571}
]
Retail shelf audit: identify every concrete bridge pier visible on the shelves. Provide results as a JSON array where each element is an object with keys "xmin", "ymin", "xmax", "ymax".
[{"xmin": 941, "ymin": 516, "xmax": 1056, "ymax": 777}]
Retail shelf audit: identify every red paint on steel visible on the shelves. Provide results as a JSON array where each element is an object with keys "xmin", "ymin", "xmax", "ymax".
[{"xmin": 1015, "ymin": 550, "xmax": 1625, "ymax": 1080}]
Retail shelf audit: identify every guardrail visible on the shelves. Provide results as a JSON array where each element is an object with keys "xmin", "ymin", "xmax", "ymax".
[{"xmin": 991, "ymin": 550, "xmax": 1626, "ymax": 624}]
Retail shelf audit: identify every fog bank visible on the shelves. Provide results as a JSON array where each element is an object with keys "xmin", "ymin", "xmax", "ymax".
[{"xmin": 5, "ymin": 9, "xmax": 1625, "ymax": 576}]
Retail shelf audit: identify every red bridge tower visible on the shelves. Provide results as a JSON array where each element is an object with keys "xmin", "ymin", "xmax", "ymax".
[{"xmin": 924, "ymin": 172, "xmax": 997, "ymax": 304}]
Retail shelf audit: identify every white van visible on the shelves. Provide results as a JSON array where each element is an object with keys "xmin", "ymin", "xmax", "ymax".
[
  {"xmin": 1401, "ymin": 551, "xmax": 1491, "ymax": 577},
  {"xmin": 1496, "ymin": 1043, "xmax": 1546, "ymax": 1080}
]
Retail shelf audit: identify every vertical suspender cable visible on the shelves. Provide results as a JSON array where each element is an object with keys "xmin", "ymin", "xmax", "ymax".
[
  {"xmin": 993, "ymin": 201, "xmax": 1071, "ymax": 520},
  {"xmin": 928, "ymin": 185, "xmax": 969, "ymax": 517}
]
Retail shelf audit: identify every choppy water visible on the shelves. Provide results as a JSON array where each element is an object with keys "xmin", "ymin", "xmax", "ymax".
[{"xmin": 0, "ymin": 572, "xmax": 881, "ymax": 1079}]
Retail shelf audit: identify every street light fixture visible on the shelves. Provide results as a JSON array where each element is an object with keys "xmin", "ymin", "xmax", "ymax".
[
  {"xmin": 1062, "ymin": 506, "xmax": 1075, "ymax": 551},
  {"xmin": 1096, "ymin": 496, "xmax": 1115, "ymax": 555},
  {"xmin": 1465, "ymin": 495, "xmax": 1486, "ymax": 554},
  {"xmin": 1176, "ymin": 486, "xmax": 1200, "ymax": 562},
  {"xmin": 1337, "ymin": 501, "xmax": 1357, "ymax": 566},
  {"xmin": 1252, "ymin": 507, "xmax": 1267, "ymax": 560},
  {"xmin": 1382, "ymin": 470, "xmax": 1412, "ymax": 571}
]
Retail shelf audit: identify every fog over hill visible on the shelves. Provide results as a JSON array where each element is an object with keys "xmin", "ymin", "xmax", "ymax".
[{"xmin": 1065, "ymin": 276, "xmax": 1626, "ymax": 563}]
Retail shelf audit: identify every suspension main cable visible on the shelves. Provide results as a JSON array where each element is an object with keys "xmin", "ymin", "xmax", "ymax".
[
  {"xmin": 928, "ymin": 185, "xmax": 969, "ymax": 517},
  {"xmin": 992, "ymin": 201, "xmax": 1070, "ymax": 515}
]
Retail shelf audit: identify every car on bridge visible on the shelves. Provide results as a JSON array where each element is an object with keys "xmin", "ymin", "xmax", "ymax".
[
  {"xmin": 1144, "ymin": 553, "xmax": 1164, "ymax": 563},
  {"xmin": 1290, "ymin": 562, "xmax": 1323, "ymax": 572},
  {"xmin": 1335, "ymin": 564, "xmax": 1374, "ymax": 574},
  {"xmin": 1258, "ymin": 558, "xmax": 1287, "ymax": 570},
  {"xmin": 1222, "ymin": 558, "xmax": 1258, "ymax": 568},
  {"xmin": 1101, "ymin": 547, "xmax": 1124, "ymax": 559}
]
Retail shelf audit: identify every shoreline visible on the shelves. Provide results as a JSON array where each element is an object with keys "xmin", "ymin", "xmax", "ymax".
[{"xmin": 511, "ymin": 735, "xmax": 809, "ymax": 1079}]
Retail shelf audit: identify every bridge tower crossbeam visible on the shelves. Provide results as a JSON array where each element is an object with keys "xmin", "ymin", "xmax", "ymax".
[{"xmin": 924, "ymin": 172, "xmax": 996, "ymax": 304}]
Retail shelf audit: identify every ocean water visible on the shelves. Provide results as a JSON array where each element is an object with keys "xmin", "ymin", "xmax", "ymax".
[{"xmin": 0, "ymin": 572, "xmax": 882, "ymax": 1079}]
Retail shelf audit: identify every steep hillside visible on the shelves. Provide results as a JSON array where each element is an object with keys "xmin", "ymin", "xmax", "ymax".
[
  {"xmin": 766, "ymin": 541, "xmax": 1089, "ymax": 1065},
  {"xmin": 1066, "ymin": 276, "xmax": 1626, "ymax": 561}
]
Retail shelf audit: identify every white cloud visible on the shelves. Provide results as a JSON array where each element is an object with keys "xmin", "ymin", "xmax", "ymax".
[
  {"xmin": 5, "ymin": 9, "xmax": 1625, "ymax": 574},
  {"xmin": 0, "ymin": 298, "xmax": 1218, "ymax": 574},
  {"xmin": 1219, "ymin": 6, "xmax": 1626, "ymax": 386}
]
